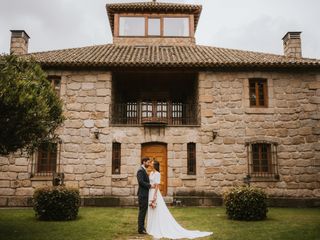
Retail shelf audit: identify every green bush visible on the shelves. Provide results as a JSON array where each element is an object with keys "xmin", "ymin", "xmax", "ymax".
[
  {"xmin": 33, "ymin": 186, "xmax": 80, "ymax": 221},
  {"xmin": 224, "ymin": 186, "xmax": 268, "ymax": 221}
]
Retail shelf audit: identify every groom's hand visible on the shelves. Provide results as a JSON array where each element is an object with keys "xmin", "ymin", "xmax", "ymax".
[{"xmin": 150, "ymin": 184, "xmax": 155, "ymax": 189}]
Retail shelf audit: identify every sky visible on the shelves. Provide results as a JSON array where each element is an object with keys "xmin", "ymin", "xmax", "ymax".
[{"xmin": 0, "ymin": 0, "xmax": 319, "ymax": 59}]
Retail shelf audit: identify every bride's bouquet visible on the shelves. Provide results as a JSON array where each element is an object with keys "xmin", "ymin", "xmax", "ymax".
[{"xmin": 149, "ymin": 199, "xmax": 157, "ymax": 209}]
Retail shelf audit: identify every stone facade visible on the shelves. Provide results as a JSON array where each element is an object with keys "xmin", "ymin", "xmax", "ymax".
[{"xmin": 1, "ymin": 69, "xmax": 319, "ymax": 206}]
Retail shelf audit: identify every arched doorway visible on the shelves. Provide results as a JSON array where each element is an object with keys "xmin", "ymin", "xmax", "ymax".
[{"xmin": 141, "ymin": 143, "xmax": 167, "ymax": 196}]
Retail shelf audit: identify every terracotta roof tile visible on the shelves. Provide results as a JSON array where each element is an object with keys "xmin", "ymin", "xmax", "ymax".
[
  {"xmin": 106, "ymin": 2, "xmax": 202, "ymax": 34},
  {"xmin": 26, "ymin": 44, "xmax": 320, "ymax": 69}
]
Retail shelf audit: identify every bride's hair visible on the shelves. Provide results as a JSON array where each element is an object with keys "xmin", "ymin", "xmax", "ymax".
[{"xmin": 153, "ymin": 160, "xmax": 160, "ymax": 172}]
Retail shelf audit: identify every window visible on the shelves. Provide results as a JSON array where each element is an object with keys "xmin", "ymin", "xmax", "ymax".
[
  {"xmin": 246, "ymin": 142, "xmax": 279, "ymax": 179},
  {"xmin": 156, "ymin": 102, "xmax": 167, "ymax": 118},
  {"xmin": 172, "ymin": 102, "xmax": 183, "ymax": 125},
  {"xmin": 49, "ymin": 76, "xmax": 61, "ymax": 96},
  {"xmin": 249, "ymin": 78, "xmax": 268, "ymax": 107},
  {"xmin": 141, "ymin": 102, "xmax": 153, "ymax": 118},
  {"xmin": 148, "ymin": 18, "xmax": 161, "ymax": 36},
  {"xmin": 118, "ymin": 15, "xmax": 190, "ymax": 37},
  {"xmin": 164, "ymin": 17, "xmax": 189, "ymax": 37},
  {"xmin": 187, "ymin": 143, "xmax": 196, "ymax": 175},
  {"xmin": 119, "ymin": 17, "xmax": 145, "ymax": 36},
  {"xmin": 36, "ymin": 142, "xmax": 57, "ymax": 176},
  {"xmin": 112, "ymin": 142, "xmax": 121, "ymax": 174}
]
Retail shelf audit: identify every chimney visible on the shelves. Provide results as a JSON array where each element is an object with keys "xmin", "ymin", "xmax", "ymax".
[
  {"xmin": 10, "ymin": 30, "xmax": 30, "ymax": 55},
  {"xmin": 282, "ymin": 31, "xmax": 302, "ymax": 58}
]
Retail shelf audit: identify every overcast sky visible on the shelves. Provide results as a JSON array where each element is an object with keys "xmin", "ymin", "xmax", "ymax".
[{"xmin": 1, "ymin": 0, "xmax": 319, "ymax": 59}]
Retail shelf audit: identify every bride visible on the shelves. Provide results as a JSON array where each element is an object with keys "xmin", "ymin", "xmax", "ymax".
[{"xmin": 146, "ymin": 160, "xmax": 213, "ymax": 239}]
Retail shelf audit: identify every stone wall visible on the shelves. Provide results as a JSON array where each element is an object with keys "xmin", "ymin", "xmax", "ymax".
[{"xmin": 0, "ymin": 69, "xmax": 319, "ymax": 206}]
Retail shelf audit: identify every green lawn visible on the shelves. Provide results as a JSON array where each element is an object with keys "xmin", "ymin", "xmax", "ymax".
[{"xmin": 0, "ymin": 207, "xmax": 319, "ymax": 240}]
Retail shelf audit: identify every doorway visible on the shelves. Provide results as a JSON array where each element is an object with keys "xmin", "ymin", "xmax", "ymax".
[{"xmin": 141, "ymin": 143, "xmax": 167, "ymax": 196}]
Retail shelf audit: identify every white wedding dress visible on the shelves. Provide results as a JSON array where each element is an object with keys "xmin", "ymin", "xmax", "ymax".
[{"xmin": 147, "ymin": 171, "xmax": 213, "ymax": 239}]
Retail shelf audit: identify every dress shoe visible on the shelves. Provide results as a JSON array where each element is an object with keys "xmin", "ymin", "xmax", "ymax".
[{"xmin": 138, "ymin": 230, "xmax": 147, "ymax": 234}]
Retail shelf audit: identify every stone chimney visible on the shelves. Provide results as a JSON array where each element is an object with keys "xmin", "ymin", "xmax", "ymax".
[
  {"xmin": 282, "ymin": 31, "xmax": 302, "ymax": 58},
  {"xmin": 10, "ymin": 30, "xmax": 30, "ymax": 55}
]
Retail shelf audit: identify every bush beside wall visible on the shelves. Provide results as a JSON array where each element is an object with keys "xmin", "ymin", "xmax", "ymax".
[
  {"xmin": 224, "ymin": 186, "xmax": 268, "ymax": 221},
  {"xmin": 33, "ymin": 186, "xmax": 80, "ymax": 221}
]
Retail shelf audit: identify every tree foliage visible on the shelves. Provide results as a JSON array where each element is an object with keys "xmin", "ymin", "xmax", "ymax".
[{"xmin": 0, "ymin": 55, "xmax": 64, "ymax": 155}]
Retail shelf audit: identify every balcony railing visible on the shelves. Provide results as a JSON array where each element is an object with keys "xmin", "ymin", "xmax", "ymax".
[{"xmin": 110, "ymin": 102, "xmax": 200, "ymax": 126}]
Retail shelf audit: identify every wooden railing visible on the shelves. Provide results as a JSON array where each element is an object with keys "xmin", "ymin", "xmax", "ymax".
[{"xmin": 110, "ymin": 102, "xmax": 200, "ymax": 126}]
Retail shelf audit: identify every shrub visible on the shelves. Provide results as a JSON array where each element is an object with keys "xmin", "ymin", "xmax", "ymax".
[
  {"xmin": 224, "ymin": 186, "xmax": 268, "ymax": 221},
  {"xmin": 33, "ymin": 186, "xmax": 80, "ymax": 221}
]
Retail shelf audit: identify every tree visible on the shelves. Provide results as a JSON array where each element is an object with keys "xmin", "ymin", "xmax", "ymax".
[{"xmin": 0, "ymin": 55, "xmax": 64, "ymax": 155}]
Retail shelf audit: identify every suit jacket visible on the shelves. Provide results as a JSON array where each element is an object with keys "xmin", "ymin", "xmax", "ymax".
[{"xmin": 137, "ymin": 166, "xmax": 151, "ymax": 197}]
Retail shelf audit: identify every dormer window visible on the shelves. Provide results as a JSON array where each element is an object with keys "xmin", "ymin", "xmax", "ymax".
[
  {"xmin": 164, "ymin": 17, "xmax": 189, "ymax": 37},
  {"xmin": 118, "ymin": 15, "xmax": 191, "ymax": 37},
  {"xmin": 119, "ymin": 17, "xmax": 145, "ymax": 36},
  {"xmin": 148, "ymin": 18, "xmax": 161, "ymax": 36}
]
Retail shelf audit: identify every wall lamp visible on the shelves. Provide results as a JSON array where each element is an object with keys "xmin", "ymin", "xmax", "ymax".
[
  {"xmin": 212, "ymin": 131, "xmax": 218, "ymax": 140},
  {"xmin": 94, "ymin": 130, "xmax": 100, "ymax": 139}
]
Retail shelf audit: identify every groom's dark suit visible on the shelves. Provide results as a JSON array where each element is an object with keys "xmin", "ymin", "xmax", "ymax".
[{"xmin": 137, "ymin": 166, "xmax": 151, "ymax": 233}]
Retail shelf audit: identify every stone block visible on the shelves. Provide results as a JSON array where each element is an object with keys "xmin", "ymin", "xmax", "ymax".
[
  {"xmin": 97, "ymin": 89, "xmax": 109, "ymax": 96},
  {"xmin": 64, "ymin": 143, "xmax": 80, "ymax": 153},
  {"xmin": 84, "ymin": 119, "xmax": 95, "ymax": 128},
  {"xmin": 84, "ymin": 75, "xmax": 97, "ymax": 82},
  {"xmin": 112, "ymin": 187, "xmax": 131, "ymax": 196},
  {"xmin": 17, "ymin": 173, "xmax": 30, "ymax": 180},
  {"xmin": 8, "ymin": 197, "xmax": 32, "ymax": 207},
  {"xmin": 310, "ymin": 97, "xmax": 320, "ymax": 104},
  {"xmin": 0, "ymin": 188, "xmax": 15, "ymax": 195},
  {"xmin": 0, "ymin": 181, "xmax": 10, "ymax": 187},
  {"xmin": 95, "ymin": 119, "xmax": 108, "ymax": 128},
  {"xmin": 168, "ymin": 178, "xmax": 183, "ymax": 187},
  {"xmin": 8, "ymin": 165, "xmax": 28, "ymax": 173},
  {"xmin": 94, "ymin": 177, "xmax": 111, "ymax": 186},
  {"xmin": 199, "ymin": 95, "xmax": 214, "ymax": 103},
  {"xmin": 15, "ymin": 188, "xmax": 34, "ymax": 196},
  {"xmin": 223, "ymin": 138, "xmax": 236, "ymax": 144},
  {"xmin": 64, "ymin": 120, "xmax": 83, "ymax": 128},
  {"xmin": 0, "ymin": 197, "xmax": 8, "ymax": 206},
  {"xmin": 67, "ymin": 103, "xmax": 82, "ymax": 111},
  {"xmin": 205, "ymin": 167, "xmax": 221, "ymax": 174},
  {"xmin": 15, "ymin": 158, "xmax": 28, "ymax": 166},
  {"xmin": 97, "ymin": 73, "xmax": 111, "ymax": 81},
  {"xmin": 74, "ymin": 166, "xmax": 86, "ymax": 174},
  {"xmin": 308, "ymin": 82, "xmax": 320, "ymax": 90},
  {"xmin": 68, "ymin": 82, "xmax": 81, "ymax": 90},
  {"xmin": 83, "ymin": 197, "xmax": 120, "ymax": 206},
  {"xmin": 85, "ymin": 144, "xmax": 106, "ymax": 153},
  {"xmin": 96, "ymin": 104, "xmax": 108, "ymax": 112}
]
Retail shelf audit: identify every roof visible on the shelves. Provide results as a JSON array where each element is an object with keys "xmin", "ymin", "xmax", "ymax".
[
  {"xmin": 106, "ymin": 2, "xmax": 202, "ymax": 35},
  {"xmin": 26, "ymin": 44, "xmax": 320, "ymax": 69}
]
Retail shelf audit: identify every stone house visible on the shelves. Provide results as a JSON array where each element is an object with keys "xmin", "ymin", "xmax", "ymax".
[{"xmin": 1, "ymin": 1, "xmax": 320, "ymax": 207}]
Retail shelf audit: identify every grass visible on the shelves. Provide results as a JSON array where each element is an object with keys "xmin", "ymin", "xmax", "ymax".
[{"xmin": 0, "ymin": 207, "xmax": 319, "ymax": 240}]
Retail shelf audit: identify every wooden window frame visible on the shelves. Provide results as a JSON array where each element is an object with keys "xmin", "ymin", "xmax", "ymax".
[
  {"xmin": 116, "ymin": 14, "xmax": 192, "ymax": 38},
  {"xmin": 112, "ymin": 142, "xmax": 121, "ymax": 175},
  {"xmin": 246, "ymin": 141, "xmax": 279, "ymax": 180},
  {"xmin": 187, "ymin": 143, "xmax": 196, "ymax": 175},
  {"xmin": 36, "ymin": 142, "xmax": 58, "ymax": 175},
  {"xmin": 249, "ymin": 78, "xmax": 268, "ymax": 107}
]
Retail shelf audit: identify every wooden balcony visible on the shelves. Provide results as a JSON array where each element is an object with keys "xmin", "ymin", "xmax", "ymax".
[{"xmin": 110, "ymin": 102, "xmax": 200, "ymax": 126}]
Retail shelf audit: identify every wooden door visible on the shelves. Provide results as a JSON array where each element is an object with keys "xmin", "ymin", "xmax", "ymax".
[{"xmin": 141, "ymin": 143, "xmax": 167, "ymax": 196}]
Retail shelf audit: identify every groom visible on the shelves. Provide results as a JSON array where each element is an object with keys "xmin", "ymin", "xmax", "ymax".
[{"xmin": 137, "ymin": 157, "xmax": 152, "ymax": 234}]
